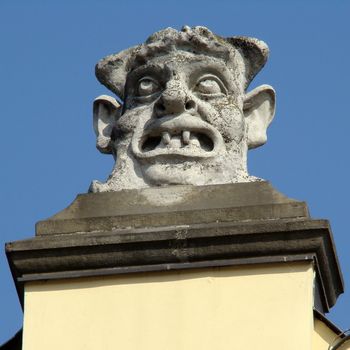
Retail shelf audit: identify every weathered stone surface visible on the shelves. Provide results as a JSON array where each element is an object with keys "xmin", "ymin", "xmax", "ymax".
[
  {"xmin": 35, "ymin": 182, "xmax": 308, "ymax": 235},
  {"xmin": 91, "ymin": 26, "xmax": 275, "ymax": 192}
]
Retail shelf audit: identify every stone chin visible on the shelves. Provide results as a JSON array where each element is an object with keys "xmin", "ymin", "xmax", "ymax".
[
  {"xmin": 142, "ymin": 162, "xmax": 209, "ymax": 186},
  {"xmin": 138, "ymin": 151, "xmax": 252, "ymax": 187}
]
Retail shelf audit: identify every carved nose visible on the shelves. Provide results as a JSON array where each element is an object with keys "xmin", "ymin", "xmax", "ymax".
[{"xmin": 155, "ymin": 84, "xmax": 197, "ymax": 117}]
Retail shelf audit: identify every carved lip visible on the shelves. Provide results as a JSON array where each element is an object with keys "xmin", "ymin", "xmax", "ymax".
[{"xmin": 132, "ymin": 115, "xmax": 224, "ymax": 159}]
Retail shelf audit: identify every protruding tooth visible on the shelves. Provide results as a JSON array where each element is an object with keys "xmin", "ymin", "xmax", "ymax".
[
  {"xmin": 191, "ymin": 138, "xmax": 200, "ymax": 148},
  {"xmin": 162, "ymin": 132, "xmax": 171, "ymax": 145},
  {"xmin": 182, "ymin": 130, "xmax": 190, "ymax": 144}
]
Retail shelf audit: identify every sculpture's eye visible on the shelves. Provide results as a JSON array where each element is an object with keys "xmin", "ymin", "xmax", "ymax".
[
  {"xmin": 137, "ymin": 77, "xmax": 160, "ymax": 97},
  {"xmin": 194, "ymin": 75, "xmax": 227, "ymax": 96}
]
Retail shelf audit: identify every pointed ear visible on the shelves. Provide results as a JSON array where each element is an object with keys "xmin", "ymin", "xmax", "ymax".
[
  {"xmin": 243, "ymin": 85, "xmax": 276, "ymax": 149},
  {"xmin": 93, "ymin": 95, "xmax": 121, "ymax": 154}
]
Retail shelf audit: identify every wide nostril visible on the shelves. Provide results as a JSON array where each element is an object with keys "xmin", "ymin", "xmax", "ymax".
[
  {"xmin": 157, "ymin": 103, "xmax": 166, "ymax": 112},
  {"xmin": 155, "ymin": 102, "xmax": 166, "ymax": 116},
  {"xmin": 185, "ymin": 100, "xmax": 196, "ymax": 111},
  {"xmin": 155, "ymin": 93, "xmax": 195, "ymax": 117}
]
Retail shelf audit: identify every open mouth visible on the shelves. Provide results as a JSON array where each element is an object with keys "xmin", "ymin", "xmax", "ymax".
[
  {"xmin": 132, "ymin": 115, "xmax": 223, "ymax": 159},
  {"xmin": 142, "ymin": 131, "xmax": 214, "ymax": 152}
]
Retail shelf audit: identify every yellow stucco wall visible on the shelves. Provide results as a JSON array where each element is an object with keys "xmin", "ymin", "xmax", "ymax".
[
  {"xmin": 314, "ymin": 318, "xmax": 338, "ymax": 350},
  {"xmin": 23, "ymin": 262, "xmax": 314, "ymax": 350},
  {"xmin": 314, "ymin": 318, "xmax": 350, "ymax": 350}
]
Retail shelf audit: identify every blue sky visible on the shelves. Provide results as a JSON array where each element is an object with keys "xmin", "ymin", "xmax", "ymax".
[{"xmin": 1, "ymin": 0, "xmax": 349, "ymax": 344}]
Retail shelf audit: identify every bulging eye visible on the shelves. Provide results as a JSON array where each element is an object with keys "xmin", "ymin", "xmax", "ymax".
[
  {"xmin": 194, "ymin": 75, "xmax": 227, "ymax": 96},
  {"xmin": 137, "ymin": 77, "xmax": 160, "ymax": 96}
]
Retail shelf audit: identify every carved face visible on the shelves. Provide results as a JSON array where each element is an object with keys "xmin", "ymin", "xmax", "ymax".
[
  {"xmin": 91, "ymin": 28, "xmax": 276, "ymax": 192},
  {"xmin": 111, "ymin": 52, "xmax": 247, "ymax": 186}
]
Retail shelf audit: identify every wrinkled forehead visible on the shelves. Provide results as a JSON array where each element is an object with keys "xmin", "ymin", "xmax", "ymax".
[{"xmin": 127, "ymin": 51, "xmax": 246, "ymax": 93}]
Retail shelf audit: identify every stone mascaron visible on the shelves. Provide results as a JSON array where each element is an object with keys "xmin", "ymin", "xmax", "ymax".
[{"xmin": 90, "ymin": 26, "xmax": 276, "ymax": 192}]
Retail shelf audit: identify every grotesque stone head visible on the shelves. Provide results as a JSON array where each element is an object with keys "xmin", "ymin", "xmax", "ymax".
[{"xmin": 90, "ymin": 26, "xmax": 275, "ymax": 192}]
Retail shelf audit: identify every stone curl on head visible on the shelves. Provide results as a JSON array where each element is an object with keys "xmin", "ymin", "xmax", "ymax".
[{"xmin": 90, "ymin": 25, "xmax": 276, "ymax": 193}]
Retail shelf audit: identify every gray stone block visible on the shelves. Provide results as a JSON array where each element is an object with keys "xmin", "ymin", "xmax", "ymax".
[{"xmin": 36, "ymin": 182, "xmax": 309, "ymax": 235}]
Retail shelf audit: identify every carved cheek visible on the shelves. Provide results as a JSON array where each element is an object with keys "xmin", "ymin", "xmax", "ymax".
[
  {"xmin": 199, "ymin": 100, "xmax": 244, "ymax": 144},
  {"xmin": 219, "ymin": 105, "xmax": 245, "ymax": 144},
  {"xmin": 117, "ymin": 105, "xmax": 153, "ymax": 134}
]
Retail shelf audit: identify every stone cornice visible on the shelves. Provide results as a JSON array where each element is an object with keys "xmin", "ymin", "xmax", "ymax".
[{"xmin": 5, "ymin": 183, "xmax": 344, "ymax": 313}]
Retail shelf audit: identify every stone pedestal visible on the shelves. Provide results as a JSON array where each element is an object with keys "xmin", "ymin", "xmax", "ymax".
[{"xmin": 6, "ymin": 182, "xmax": 344, "ymax": 350}]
